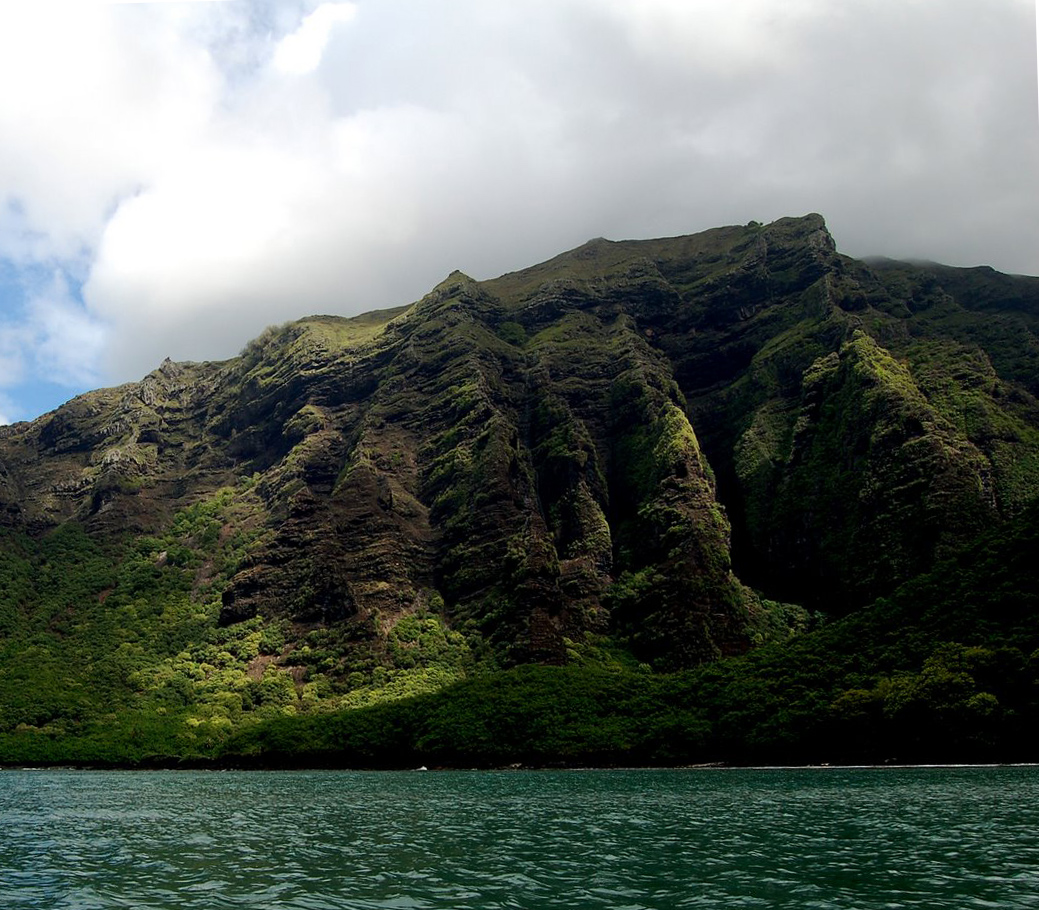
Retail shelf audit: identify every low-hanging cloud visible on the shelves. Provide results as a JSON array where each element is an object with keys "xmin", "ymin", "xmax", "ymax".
[{"xmin": 0, "ymin": 0, "xmax": 1036, "ymax": 408}]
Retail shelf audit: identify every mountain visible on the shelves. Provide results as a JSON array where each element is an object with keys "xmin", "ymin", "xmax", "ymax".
[{"xmin": 2, "ymin": 213, "xmax": 1038, "ymax": 764}]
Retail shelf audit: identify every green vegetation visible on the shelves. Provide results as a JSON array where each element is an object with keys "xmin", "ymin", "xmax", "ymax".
[
  {"xmin": 2, "ymin": 214, "xmax": 1038, "ymax": 766},
  {"xmin": 2, "ymin": 496, "xmax": 1033, "ymax": 767},
  {"xmin": 218, "ymin": 498, "xmax": 1039, "ymax": 768},
  {"xmin": 0, "ymin": 496, "xmax": 480, "ymax": 765}
]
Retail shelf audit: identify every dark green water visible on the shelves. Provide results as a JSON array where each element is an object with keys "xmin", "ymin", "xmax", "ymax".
[{"xmin": 1, "ymin": 766, "xmax": 1037, "ymax": 909}]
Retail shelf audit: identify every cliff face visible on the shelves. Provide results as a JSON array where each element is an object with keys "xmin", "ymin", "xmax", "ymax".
[{"xmin": 2, "ymin": 214, "xmax": 1038, "ymax": 689}]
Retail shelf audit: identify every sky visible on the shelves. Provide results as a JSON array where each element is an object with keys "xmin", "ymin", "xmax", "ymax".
[{"xmin": 0, "ymin": 0, "xmax": 1037, "ymax": 425}]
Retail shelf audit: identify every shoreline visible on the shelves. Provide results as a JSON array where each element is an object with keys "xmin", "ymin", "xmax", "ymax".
[{"xmin": 4, "ymin": 760, "xmax": 1038, "ymax": 773}]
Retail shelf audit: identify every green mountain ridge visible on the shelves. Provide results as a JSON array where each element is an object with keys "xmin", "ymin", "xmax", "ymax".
[{"xmin": 2, "ymin": 213, "xmax": 1038, "ymax": 764}]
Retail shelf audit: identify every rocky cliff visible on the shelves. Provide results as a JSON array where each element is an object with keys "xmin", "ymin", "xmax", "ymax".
[{"xmin": 2, "ymin": 214, "xmax": 1037, "ymax": 716}]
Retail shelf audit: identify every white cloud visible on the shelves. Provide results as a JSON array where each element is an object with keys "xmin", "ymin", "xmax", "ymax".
[
  {"xmin": 26, "ymin": 275, "xmax": 106, "ymax": 388},
  {"xmin": 0, "ymin": 324, "xmax": 28, "ymax": 389},
  {"xmin": 0, "ymin": 0, "xmax": 1035, "ymax": 404},
  {"xmin": 0, "ymin": 2, "xmax": 220, "ymax": 264},
  {"xmin": 586, "ymin": 0, "xmax": 823, "ymax": 74},
  {"xmin": 273, "ymin": 2, "xmax": 357, "ymax": 75},
  {"xmin": 0, "ymin": 270, "xmax": 105, "ymax": 422},
  {"xmin": 0, "ymin": 396, "xmax": 14, "ymax": 426}
]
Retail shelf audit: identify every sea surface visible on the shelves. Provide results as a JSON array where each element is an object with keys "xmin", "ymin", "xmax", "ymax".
[{"xmin": 1, "ymin": 766, "xmax": 1038, "ymax": 909}]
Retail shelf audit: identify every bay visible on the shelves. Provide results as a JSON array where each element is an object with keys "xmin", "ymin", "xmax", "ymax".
[{"xmin": 1, "ymin": 766, "xmax": 1038, "ymax": 909}]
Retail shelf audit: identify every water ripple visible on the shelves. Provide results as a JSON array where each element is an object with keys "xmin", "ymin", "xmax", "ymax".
[{"xmin": 2, "ymin": 767, "xmax": 1039, "ymax": 909}]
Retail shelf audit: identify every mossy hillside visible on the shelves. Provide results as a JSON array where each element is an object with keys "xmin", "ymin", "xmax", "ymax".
[
  {"xmin": 518, "ymin": 306, "xmax": 768, "ymax": 667},
  {"xmin": 386, "ymin": 278, "xmax": 568, "ymax": 662},
  {"xmin": 901, "ymin": 339, "xmax": 1039, "ymax": 513},
  {"xmin": 219, "ymin": 240, "xmax": 1036, "ymax": 674},
  {"xmin": 588, "ymin": 224, "xmax": 871, "ymax": 593},
  {"xmin": 684, "ymin": 254, "xmax": 1039, "ymax": 607},
  {"xmin": 525, "ymin": 391, "xmax": 612, "ymax": 632},
  {"xmin": 3, "ymin": 214, "xmax": 1039, "ymax": 765},
  {"xmin": 202, "ymin": 301, "xmax": 467, "ymax": 641},
  {"xmin": 546, "ymin": 228, "xmax": 1039, "ymax": 612},
  {"xmin": 0, "ymin": 360, "xmax": 227, "ymax": 535},
  {"xmin": 0, "ymin": 304, "xmax": 408, "ymax": 544},
  {"xmin": 12, "ymin": 211, "xmax": 1033, "ymax": 647},
  {"xmin": 212, "ymin": 274, "xmax": 573, "ymax": 669},
  {"xmin": 217, "ymin": 498, "xmax": 1039, "ymax": 769},
  {"xmin": 645, "ymin": 217, "xmax": 846, "ymax": 392},
  {"xmin": 748, "ymin": 331, "xmax": 997, "ymax": 607},
  {"xmin": 606, "ymin": 374, "xmax": 749, "ymax": 666},
  {"xmin": 207, "ymin": 309, "xmax": 410, "ymax": 473},
  {"xmin": 0, "ymin": 488, "xmax": 478, "ymax": 763},
  {"xmin": 870, "ymin": 261, "xmax": 1039, "ymax": 395},
  {"xmin": 314, "ymin": 274, "xmax": 769, "ymax": 669}
]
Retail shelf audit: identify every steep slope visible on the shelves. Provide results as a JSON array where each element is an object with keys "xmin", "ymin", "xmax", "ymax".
[
  {"xmin": 2, "ymin": 213, "xmax": 1038, "ymax": 756},
  {"xmin": 214, "ymin": 271, "xmax": 761, "ymax": 669},
  {"xmin": 480, "ymin": 214, "xmax": 1039, "ymax": 607}
]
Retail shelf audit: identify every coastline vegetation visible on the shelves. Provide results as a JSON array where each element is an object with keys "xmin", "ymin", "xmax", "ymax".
[{"xmin": 2, "ymin": 498, "xmax": 1035, "ymax": 769}]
